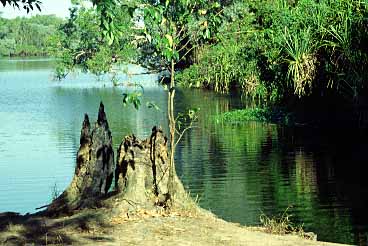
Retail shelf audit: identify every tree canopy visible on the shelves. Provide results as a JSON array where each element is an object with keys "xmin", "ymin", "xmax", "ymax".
[
  {"xmin": 48, "ymin": 2, "xmax": 135, "ymax": 79},
  {"xmin": 0, "ymin": 0, "xmax": 41, "ymax": 13}
]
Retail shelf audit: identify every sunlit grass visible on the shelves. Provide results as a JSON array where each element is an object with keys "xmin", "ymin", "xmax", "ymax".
[
  {"xmin": 259, "ymin": 206, "xmax": 316, "ymax": 240},
  {"xmin": 283, "ymin": 27, "xmax": 317, "ymax": 97}
]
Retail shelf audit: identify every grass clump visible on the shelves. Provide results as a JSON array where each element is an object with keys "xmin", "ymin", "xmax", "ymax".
[
  {"xmin": 215, "ymin": 107, "xmax": 294, "ymax": 125},
  {"xmin": 259, "ymin": 207, "xmax": 315, "ymax": 240}
]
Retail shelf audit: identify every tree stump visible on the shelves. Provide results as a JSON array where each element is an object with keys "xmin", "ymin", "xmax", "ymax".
[
  {"xmin": 46, "ymin": 102, "xmax": 114, "ymax": 215},
  {"xmin": 44, "ymin": 103, "xmax": 194, "ymax": 216},
  {"xmin": 115, "ymin": 126, "xmax": 190, "ymax": 208}
]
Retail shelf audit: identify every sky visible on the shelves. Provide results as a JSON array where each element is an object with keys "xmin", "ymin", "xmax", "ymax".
[{"xmin": 0, "ymin": 0, "xmax": 73, "ymax": 19}]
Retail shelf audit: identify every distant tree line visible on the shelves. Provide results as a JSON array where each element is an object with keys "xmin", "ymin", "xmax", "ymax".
[{"xmin": 0, "ymin": 14, "xmax": 64, "ymax": 57}]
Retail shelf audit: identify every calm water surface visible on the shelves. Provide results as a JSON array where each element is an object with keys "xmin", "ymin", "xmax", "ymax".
[{"xmin": 1, "ymin": 58, "xmax": 367, "ymax": 245}]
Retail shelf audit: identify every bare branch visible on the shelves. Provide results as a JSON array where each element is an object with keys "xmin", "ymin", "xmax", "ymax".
[
  {"xmin": 177, "ymin": 25, "xmax": 186, "ymax": 38},
  {"xmin": 178, "ymin": 45, "xmax": 197, "ymax": 62},
  {"xmin": 177, "ymin": 39, "xmax": 191, "ymax": 53},
  {"xmin": 175, "ymin": 124, "xmax": 199, "ymax": 147}
]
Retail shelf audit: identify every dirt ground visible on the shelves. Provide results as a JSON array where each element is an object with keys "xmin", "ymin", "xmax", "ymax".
[{"xmin": 0, "ymin": 207, "xmax": 350, "ymax": 246}]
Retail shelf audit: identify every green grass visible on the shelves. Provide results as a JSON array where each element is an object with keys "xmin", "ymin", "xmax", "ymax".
[{"xmin": 215, "ymin": 107, "xmax": 294, "ymax": 125}]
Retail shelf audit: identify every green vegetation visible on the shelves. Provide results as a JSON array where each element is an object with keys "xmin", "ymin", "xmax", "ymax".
[
  {"xmin": 48, "ymin": 3, "xmax": 136, "ymax": 79},
  {"xmin": 0, "ymin": 14, "xmax": 63, "ymax": 57},
  {"xmin": 3, "ymin": 0, "xmax": 367, "ymax": 126},
  {"xmin": 47, "ymin": 0, "xmax": 368, "ymax": 127},
  {"xmin": 177, "ymin": 0, "xmax": 368, "ymax": 107},
  {"xmin": 215, "ymin": 107, "xmax": 293, "ymax": 125}
]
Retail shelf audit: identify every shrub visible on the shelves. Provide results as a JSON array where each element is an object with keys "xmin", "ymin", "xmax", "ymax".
[{"xmin": 177, "ymin": 0, "xmax": 368, "ymax": 105}]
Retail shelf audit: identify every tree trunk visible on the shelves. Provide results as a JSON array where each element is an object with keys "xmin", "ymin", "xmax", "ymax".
[
  {"xmin": 168, "ymin": 57, "xmax": 176, "ymax": 197},
  {"xmin": 45, "ymin": 102, "xmax": 114, "ymax": 215}
]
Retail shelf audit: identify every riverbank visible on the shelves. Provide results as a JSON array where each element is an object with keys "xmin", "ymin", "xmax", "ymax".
[{"xmin": 0, "ymin": 206, "xmax": 349, "ymax": 246}]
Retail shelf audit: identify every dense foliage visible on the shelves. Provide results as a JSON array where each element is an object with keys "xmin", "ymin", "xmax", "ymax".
[
  {"xmin": 49, "ymin": 3, "xmax": 135, "ymax": 79},
  {"xmin": 177, "ymin": 0, "xmax": 368, "ymax": 106},
  {"xmin": 50, "ymin": 0, "xmax": 224, "ymax": 77},
  {"xmin": 0, "ymin": 14, "xmax": 63, "ymax": 56},
  {"xmin": 215, "ymin": 107, "xmax": 293, "ymax": 125},
  {"xmin": 51, "ymin": 0, "xmax": 368, "ymax": 108},
  {"xmin": 47, "ymin": 0, "xmax": 368, "ymax": 125}
]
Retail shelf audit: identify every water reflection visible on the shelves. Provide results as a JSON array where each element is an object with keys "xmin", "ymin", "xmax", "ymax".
[
  {"xmin": 0, "ymin": 57, "xmax": 56, "ymax": 71},
  {"xmin": 0, "ymin": 59, "xmax": 367, "ymax": 245},
  {"xmin": 174, "ymin": 89, "xmax": 368, "ymax": 245}
]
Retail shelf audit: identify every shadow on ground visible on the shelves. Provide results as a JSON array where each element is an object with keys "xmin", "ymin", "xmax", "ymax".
[{"xmin": 0, "ymin": 209, "xmax": 114, "ymax": 245}]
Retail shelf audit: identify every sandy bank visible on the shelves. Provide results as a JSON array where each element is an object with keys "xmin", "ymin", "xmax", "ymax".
[{"xmin": 0, "ymin": 207, "xmax": 350, "ymax": 246}]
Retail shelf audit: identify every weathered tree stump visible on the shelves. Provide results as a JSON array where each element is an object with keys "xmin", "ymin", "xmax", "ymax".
[
  {"xmin": 44, "ymin": 103, "xmax": 194, "ymax": 216},
  {"xmin": 115, "ymin": 126, "xmax": 190, "ymax": 208},
  {"xmin": 46, "ymin": 102, "xmax": 114, "ymax": 215}
]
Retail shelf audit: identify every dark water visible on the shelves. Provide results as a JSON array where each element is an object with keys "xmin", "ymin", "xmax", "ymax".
[{"xmin": 1, "ymin": 58, "xmax": 367, "ymax": 245}]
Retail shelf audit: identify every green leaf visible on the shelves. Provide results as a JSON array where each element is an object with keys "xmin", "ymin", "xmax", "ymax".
[
  {"xmin": 122, "ymin": 93, "xmax": 129, "ymax": 106},
  {"xmin": 173, "ymin": 51, "xmax": 180, "ymax": 61},
  {"xmin": 103, "ymin": 20, "xmax": 110, "ymax": 30},
  {"xmin": 107, "ymin": 33, "xmax": 114, "ymax": 45},
  {"xmin": 205, "ymin": 28, "xmax": 210, "ymax": 39},
  {"xmin": 122, "ymin": 92, "xmax": 142, "ymax": 110},
  {"xmin": 165, "ymin": 34, "xmax": 173, "ymax": 48},
  {"xmin": 133, "ymin": 99, "xmax": 141, "ymax": 110},
  {"xmin": 163, "ymin": 49, "xmax": 173, "ymax": 60},
  {"xmin": 146, "ymin": 101, "xmax": 161, "ymax": 111}
]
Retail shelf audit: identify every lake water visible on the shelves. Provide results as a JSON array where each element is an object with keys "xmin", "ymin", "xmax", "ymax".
[{"xmin": 1, "ymin": 58, "xmax": 367, "ymax": 245}]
